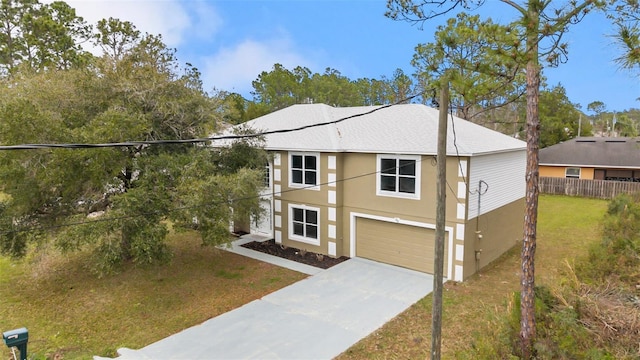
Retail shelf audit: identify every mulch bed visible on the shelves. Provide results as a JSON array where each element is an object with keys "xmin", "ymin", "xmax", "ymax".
[{"xmin": 241, "ymin": 239, "xmax": 350, "ymax": 269}]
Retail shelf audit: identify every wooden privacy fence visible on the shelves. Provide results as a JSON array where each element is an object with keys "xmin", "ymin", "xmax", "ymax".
[{"xmin": 539, "ymin": 177, "xmax": 640, "ymax": 199}]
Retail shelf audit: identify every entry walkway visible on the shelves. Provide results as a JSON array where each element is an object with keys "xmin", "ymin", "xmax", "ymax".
[{"xmin": 99, "ymin": 248, "xmax": 433, "ymax": 359}]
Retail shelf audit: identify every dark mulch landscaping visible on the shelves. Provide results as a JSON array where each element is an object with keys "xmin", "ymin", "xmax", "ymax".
[{"xmin": 241, "ymin": 239, "xmax": 350, "ymax": 269}]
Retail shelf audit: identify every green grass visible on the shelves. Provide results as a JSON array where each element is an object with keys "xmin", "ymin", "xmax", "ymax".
[
  {"xmin": 0, "ymin": 195, "xmax": 609, "ymax": 359},
  {"xmin": 338, "ymin": 195, "xmax": 608, "ymax": 359},
  {"xmin": 0, "ymin": 232, "xmax": 306, "ymax": 359}
]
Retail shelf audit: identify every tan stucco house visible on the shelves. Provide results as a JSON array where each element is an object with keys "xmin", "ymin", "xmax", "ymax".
[
  {"xmin": 216, "ymin": 104, "xmax": 526, "ymax": 281},
  {"xmin": 540, "ymin": 137, "xmax": 640, "ymax": 181}
]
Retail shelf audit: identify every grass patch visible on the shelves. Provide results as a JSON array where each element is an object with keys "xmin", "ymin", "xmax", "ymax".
[
  {"xmin": 0, "ymin": 232, "xmax": 306, "ymax": 359},
  {"xmin": 338, "ymin": 195, "xmax": 608, "ymax": 359}
]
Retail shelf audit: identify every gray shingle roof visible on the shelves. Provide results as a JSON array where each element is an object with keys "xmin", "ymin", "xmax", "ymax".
[
  {"xmin": 216, "ymin": 104, "xmax": 525, "ymax": 156},
  {"xmin": 539, "ymin": 137, "xmax": 640, "ymax": 168}
]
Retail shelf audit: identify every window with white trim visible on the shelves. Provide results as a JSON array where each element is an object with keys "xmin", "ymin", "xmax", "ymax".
[
  {"xmin": 565, "ymin": 167, "xmax": 581, "ymax": 179},
  {"xmin": 263, "ymin": 161, "xmax": 271, "ymax": 188},
  {"xmin": 289, "ymin": 152, "xmax": 319, "ymax": 189},
  {"xmin": 288, "ymin": 204, "xmax": 320, "ymax": 245},
  {"xmin": 377, "ymin": 154, "xmax": 421, "ymax": 199}
]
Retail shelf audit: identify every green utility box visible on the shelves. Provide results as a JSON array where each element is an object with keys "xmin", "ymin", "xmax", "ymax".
[{"xmin": 3, "ymin": 327, "xmax": 28, "ymax": 360}]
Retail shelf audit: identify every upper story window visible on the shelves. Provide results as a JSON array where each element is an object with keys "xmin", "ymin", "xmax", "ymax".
[
  {"xmin": 565, "ymin": 167, "xmax": 581, "ymax": 179},
  {"xmin": 290, "ymin": 152, "xmax": 319, "ymax": 190},
  {"xmin": 377, "ymin": 154, "xmax": 421, "ymax": 199}
]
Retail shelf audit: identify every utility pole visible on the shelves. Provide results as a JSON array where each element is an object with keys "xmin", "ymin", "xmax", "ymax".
[
  {"xmin": 431, "ymin": 79, "xmax": 449, "ymax": 360},
  {"xmin": 577, "ymin": 114, "xmax": 582, "ymax": 137}
]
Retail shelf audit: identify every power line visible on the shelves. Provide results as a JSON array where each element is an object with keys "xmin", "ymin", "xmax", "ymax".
[
  {"xmin": 0, "ymin": 93, "xmax": 423, "ymax": 151},
  {"xmin": 1, "ymin": 90, "xmax": 471, "ymax": 237},
  {"xmin": 448, "ymin": 102, "xmax": 477, "ymax": 197},
  {"xmin": 1, "ymin": 156, "xmax": 431, "ymax": 236}
]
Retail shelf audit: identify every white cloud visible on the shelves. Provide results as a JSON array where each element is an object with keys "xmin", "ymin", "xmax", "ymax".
[
  {"xmin": 43, "ymin": 1, "xmax": 312, "ymax": 99},
  {"xmin": 188, "ymin": 1, "xmax": 223, "ymax": 41},
  {"xmin": 46, "ymin": 0, "xmax": 221, "ymax": 48},
  {"xmin": 201, "ymin": 37, "xmax": 315, "ymax": 96}
]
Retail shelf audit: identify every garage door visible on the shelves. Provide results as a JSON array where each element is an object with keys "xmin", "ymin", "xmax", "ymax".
[{"xmin": 356, "ymin": 217, "xmax": 447, "ymax": 274}]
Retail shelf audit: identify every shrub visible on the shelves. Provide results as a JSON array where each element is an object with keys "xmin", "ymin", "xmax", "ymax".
[
  {"xmin": 579, "ymin": 193, "xmax": 640, "ymax": 285},
  {"xmin": 462, "ymin": 193, "xmax": 640, "ymax": 359}
]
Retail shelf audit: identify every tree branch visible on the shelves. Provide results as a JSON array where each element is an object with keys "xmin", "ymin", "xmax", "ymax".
[{"xmin": 499, "ymin": 0, "xmax": 527, "ymax": 15}]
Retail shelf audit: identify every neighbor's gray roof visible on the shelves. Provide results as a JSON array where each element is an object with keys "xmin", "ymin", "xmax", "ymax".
[
  {"xmin": 540, "ymin": 137, "xmax": 640, "ymax": 168},
  {"xmin": 215, "ymin": 104, "xmax": 525, "ymax": 156}
]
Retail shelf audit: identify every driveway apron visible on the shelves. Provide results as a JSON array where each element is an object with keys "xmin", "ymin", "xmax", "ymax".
[{"xmin": 106, "ymin": 258, "xmax": 434, "ymax": 360}]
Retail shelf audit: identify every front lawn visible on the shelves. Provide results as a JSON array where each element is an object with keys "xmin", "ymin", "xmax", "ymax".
[
  {"xmin": 0, "ymin": 232, "xmax": 306, "ymax": 359},
  {"xmin": 338, "ymin": 195, "xmax": 608, "ymax": 359}
]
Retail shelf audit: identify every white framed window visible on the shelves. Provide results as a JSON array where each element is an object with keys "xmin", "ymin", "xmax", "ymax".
[
  {"xmin": 289, "ymin": 152, "xmax": 320, "ymax": 190},
  {"xmin": 263, "ymin": 161, "xmax": 271, "ymax": 188},
  {"xmin": 288, "ymin": 204, "xmax": 320, "ymax": 245},
  {"xmin": 376, "ymin": 154, "xmax": 421, "ymax": 199},
  {"xmin": 565, "ymin": 167, "xmax": 581, "ymax": 179}
]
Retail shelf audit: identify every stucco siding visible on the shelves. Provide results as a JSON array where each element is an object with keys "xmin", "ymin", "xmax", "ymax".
[
  {"xmin": 341, "ymin": 153, "xmax": 463, "ymax": 221},
  {"xmin": 581, "ymin": 167, "xmax": 595, "ymax": 179},
  {"xmin": 540, "ymin": 165, "xmax": 566, "ymax": 178},
  {"xmin": 463, "ymin": 198, "xmax": 524, "ymax": 279},
  {"xmin": 467, "ymin": 150, "xmax": 525, "ymax": 219},
  {"xmin": 271, "ymin": 151, "xmax": 347, "ymax": 257},
  {"xmin": 540, "ymin": 165, "xmax": 595, "ymax": 179}
]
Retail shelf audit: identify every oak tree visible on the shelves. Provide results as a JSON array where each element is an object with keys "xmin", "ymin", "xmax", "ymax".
[{"xmin": 0, "ymin": 16, "xmax": 265, "ymax": 275}]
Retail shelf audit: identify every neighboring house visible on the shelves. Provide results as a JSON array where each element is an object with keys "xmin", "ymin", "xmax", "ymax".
[
  {"xmin": 540, "ymin": 137, "xmax": 640, "ymax": 181},
  {"xmin": 214, "ymin": 104, "xmax": 526, "ymax": 281}
]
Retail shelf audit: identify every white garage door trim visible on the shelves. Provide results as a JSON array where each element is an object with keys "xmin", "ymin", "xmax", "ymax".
[{"xmin": 349, "ymin": 212, "xmax": 454, "ymax": 280}]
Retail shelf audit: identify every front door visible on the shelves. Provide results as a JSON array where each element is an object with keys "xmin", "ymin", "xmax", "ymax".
[{"xmin": 250, "ymin": 197, "xmax": 272, "ymax": 236}]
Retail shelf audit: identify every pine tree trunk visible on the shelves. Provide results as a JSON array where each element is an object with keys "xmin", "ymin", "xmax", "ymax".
[{"xmin": 520, "ymin": 9, "xmax": 541, "ymax": 357}]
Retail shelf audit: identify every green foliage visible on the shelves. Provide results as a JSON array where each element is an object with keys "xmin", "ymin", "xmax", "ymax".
[
  {"xmin": 172, "ymin": 135, "xmax": 266, "ymax": 247},
  {"xmin": 610, "ymin": 1, "xmax": 640, "ymax": 73},
  {"xmin": 613, "ymin": 114, "xmax": 638, "ymax": 136},
  {"xmin": 534, "ymin": 84, "xmax": 592, "ymax": 147},
  {"xmin": 464, "ymin": 194, "xmax": 640, "ymax": 359},
  {"xmin": 412, "ymin": 12, "xmax": 526, "ymax": 120},
  {"xmin": 579, "ymin": 193, "xmax": 640, "ymax": 285},
  {"xmin": 94, "ymin": 17, "xmax": 141, "ymax": 60},
  {"xmin": 464, "ymin": 286, "xmax": 611, "ymax": 360},
  {"xmin": 222, "ymin": 92, "xmax": 251, "ymax": 124},
  {"xmin": 0, "ymin": 202, "xmax": 28, "ymax": 258},
  {"xmin": 586, "ymin": 104, "xmax": 640, "ymax": 136},
  {"xmin": 250, "ymin": 63, "xmax": 415, "ymax": 115},
  {"xmin": 0, "ymin": 0, "xmax": 92, "ymax": 74},
  {"xmin": 0, "ymin": 13, "xmax": 265, "ymax": 275},
  {"xmin": 587, "ymin": 100, "xmax": 606, "ymax": 115},
  {"xmin": 212, "ymin": 127, "xmax": 268, "ymax": 175}
]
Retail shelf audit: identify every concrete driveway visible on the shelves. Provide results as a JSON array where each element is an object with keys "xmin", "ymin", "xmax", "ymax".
[{"xmin": 102, "ymin": 257, "xmax": 433, "ymax": 360}]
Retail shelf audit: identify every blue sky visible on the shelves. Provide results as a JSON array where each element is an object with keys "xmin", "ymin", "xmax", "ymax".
[{"xmin": 63, "ymin": 0, "xmax": 639, "ymax": 112}]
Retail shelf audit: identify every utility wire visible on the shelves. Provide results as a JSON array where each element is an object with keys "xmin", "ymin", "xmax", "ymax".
[
  {"xmin": 448, "ymin": 102, "xmax": 477, "ymax": 196},
  {"xmin": 1, "ymin": 90, "xmax": 471, "ymax": 236},
  {"xmin": 0, "ymin": 93, "xmax": 423, "ymax": 151},
  {"xmin": 1, "ymin": 158, "xmax": 431, "ymax": 235}
]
